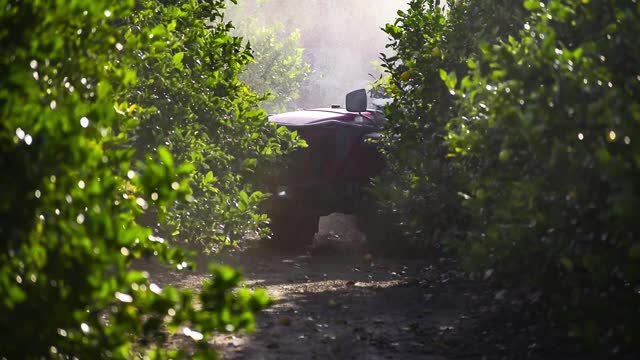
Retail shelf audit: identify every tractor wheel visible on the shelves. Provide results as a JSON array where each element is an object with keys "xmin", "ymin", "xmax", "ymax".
[{"xmin": 266, "ymin": 207, "xmax": 318, "ymax": 251}]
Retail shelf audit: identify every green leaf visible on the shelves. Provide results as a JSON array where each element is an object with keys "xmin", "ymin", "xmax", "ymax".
[
  {"xmin": 167, "ymin": 20, "xmax": 177, "ymax": 32},
  {"xmin": 204, "ymin": 171, "xmax": 214, "ymax": 184},
  {"xmin": 439, "ymin": 70, "xmax": 457, "ymax": 90},
  {"xmin": 523, "ymin": 0, "xmax": 541, "ymax": 10},
  {"xmin": 172, "ymin": 52, "xmax": 185, "ymax": 69},
  {"xmin": 158, "ymin": 146, "xmax": 174, "ymax": 168},
  {"xmin": 176, "ymin": 163, "xmax": 195, "ymax": 175},
  {"xmin": 439, "ymin": 69, "xmax": 448, "ymax": 82},
  {"xmin": 239, "ymin": 191, "xmax": 250, "ymax": 204}
]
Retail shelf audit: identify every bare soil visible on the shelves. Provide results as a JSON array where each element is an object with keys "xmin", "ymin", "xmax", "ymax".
[{"xmin": 143, "ymin": 215, "xmax": 588, "ymax": 360}]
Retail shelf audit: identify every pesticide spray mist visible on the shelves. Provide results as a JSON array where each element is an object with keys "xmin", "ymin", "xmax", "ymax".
[{"xmin": 228, "ymin": 0, "xmax": 407, "ymax": 109}]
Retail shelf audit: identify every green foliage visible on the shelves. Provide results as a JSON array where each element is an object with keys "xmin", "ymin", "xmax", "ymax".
[
  {"xmin": 239, "ymin": 23, "xmax": 310, "ymax": 113},
  {"xmin": 226, "ymin": 0, "xmax": 311, "ymax": 113},
  {"xmin": 125, "ymin": 0, "xmax": 306, "ymax": 250},
  {"xmin": 379, "ymin": 0, "xmax": 526, "ymax": 246},
  {"xmin": 0, "ymin": 0, "xmax": 272, "ymax": 358},
  {"xmin": 449, "ymin": 0, "xmax": 640, "ymax": 350},
  {"xmin": 382, "ymin": 0, "xmax": 640, "ymax": 352}
]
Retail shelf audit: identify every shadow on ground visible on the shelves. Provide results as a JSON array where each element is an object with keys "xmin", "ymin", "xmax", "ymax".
[
  {"xmin": 141, "ymin": 237, "xmax": 589, "ymax": 360},
  {"xmin": 212, "ymin": 248, "xmax": 470, "ymax": 360}
]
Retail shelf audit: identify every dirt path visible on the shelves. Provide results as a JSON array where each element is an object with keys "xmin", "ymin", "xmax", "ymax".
[
  {"xmin": 148, "ymin": 244, "xmax": 502, "ymax": 359},
  {"xmin": 215, "ymin": 250, "xmax": 467, "ymax": 359},
  {"xmin": 143, "ymin": 215, "xmax": 585, "ymax": 359}
]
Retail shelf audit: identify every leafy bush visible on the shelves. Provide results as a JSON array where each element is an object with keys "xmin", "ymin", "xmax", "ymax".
[
  {"xmin": 125, "ymin": 0, "xmax": 306, "ymax": 250},
  {"xmin": 226, "ymin": 0, "xmax": 311, "ymax": 113},
  {"xmin": 382, "ymin": 0, "xmax": 640, "ymax": 353},
  {"xmin": 378, "ymin": 0, "xmax": 525, "ymax": 247},
  {"xmin": 449, "ymin": 0, "xmax": 640, "ymax": 350},
  {"xmin": 0, "ymin": 0, "xmax": 271, "ymax": 358},
  {"xmin": 240, "ymin": 24, "xmax": 310, "ymax": 113}
]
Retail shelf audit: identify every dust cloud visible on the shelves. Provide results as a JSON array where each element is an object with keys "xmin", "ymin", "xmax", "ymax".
[{"xmin": 228, "ymin": 0, "xmax": 408, "ymax": 109}]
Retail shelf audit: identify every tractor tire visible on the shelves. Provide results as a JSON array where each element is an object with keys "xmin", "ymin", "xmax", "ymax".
[{"xmin": 265, "ymin": 202, "xmax": 318, "ymax": 251}]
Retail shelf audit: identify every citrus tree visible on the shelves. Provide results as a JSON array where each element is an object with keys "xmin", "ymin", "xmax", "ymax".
[
  {"xmin": 126, "ymin": 0, "xmax": 306, "ymax": 250},
  {"xmin": 0, "ymin": 0, "xmax": 272, "ymax": 357},
  {"xmin": 378, "ymin": 0, "xmax": 525, "ymax": 247},
  {"xmin": 448, "ymin": 0, "xmax": 640, "ymax": 351},
  {"xmin": 238, "ymin": 22, "xmax": 310, "ymax": 113},
  {"xmin": 381, "ymin": 0, "xmax": 640, "ymax": 352},
  {"xmin": 225, "ymin": 0, "xmax": 311, "ymax": 113}
]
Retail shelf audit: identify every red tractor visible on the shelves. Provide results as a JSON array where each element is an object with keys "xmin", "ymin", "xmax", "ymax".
[{"xmin": 265, "ymin": 89, "xmax": 391, "ymax": 246}]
